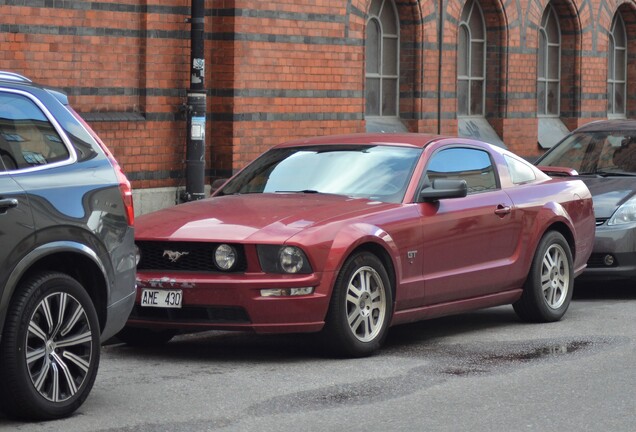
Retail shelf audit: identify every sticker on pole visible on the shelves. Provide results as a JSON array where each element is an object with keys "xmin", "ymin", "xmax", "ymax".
[{"xmin": 191, "ymin": 116, "xmax": 205, "ymax": 140}]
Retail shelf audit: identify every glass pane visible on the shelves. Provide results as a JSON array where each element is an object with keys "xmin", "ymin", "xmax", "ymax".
[
  {"xmin": 382, "ymin": 78, "xmax": 398, "ymax": 116},
  {"xmin": 366, "ymin": 20, "xmax": 380, "ymax": 75},
  {"xmin": 380, "ymin": 2, "xmax": 397, "ymax": 35},
  {"xmin": 369, "ymin": 0, "xmax": 382, "ymax": 17},
  {"xmin": 366, "ymin": 78, "xmax": 381, "ymax": 115},
  {"xmin": 547, "ymin": 81, "xmax": 559, "ymax": 115},
  {"xmin": 469, "ymin": 4, "xmax": 484, "ymax": 40},
  {"xmin": 383, "ymin": 37, "xmax": 398, "ymax": 75},
  {"xmin": 458, "ymin": 26, "xmax": 469, "ymax": 76},
  {"xmin": 616, "ymin": 83, "xmax": 626, "ymax": 114},
  {"xmin": 614, "ymin": 16, "xmax": 626, "ymax": 47},
  {"xmin": 538, "ymin": 32, "xmax": 546, "ymax": 79},
  {"xmin": 546, "ymin": 10, "xmax": 559, "ymax": 43},
  {"xmin": 458, "ymin": 80, "xmax": 469, "ymax": 115},
  {"xmin": 616, "ymin": 49, "xmax": 626, "ymax": 81},
  {"xmin": 548, "ymin": 45, "xmax": 559, "ymax": 79},
  {"xmin": 608, "ymin": 82, "xmax": 614, "ymax": 113},
  {"xmin": 538, "ymin": 82, "xmax": 546, "ymax": 115},
  {"xmin": 471, "ymin": 41, "xmax": 484, "ymax": 78},
  {"xmin": 470, "ymin": 80, "xmax": 483, "ymax": 115},
  {"xmin": 461, "ymin": 0, "xmax": 472, "ymax": 22},
  {"xmin": 608, "ymin": 40, "xmax": 615, "ymax": 80}
]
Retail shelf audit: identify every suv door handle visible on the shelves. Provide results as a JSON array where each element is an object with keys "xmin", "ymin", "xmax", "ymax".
[
  {"xmin": 0, "ymin": 198, "xmax": 19, "ymax": 213},
  {"xmin": 494, "ymin": 204, "xmax": 511, "ymax": 217}
]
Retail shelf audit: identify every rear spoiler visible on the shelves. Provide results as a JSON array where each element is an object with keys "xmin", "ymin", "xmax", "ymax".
[{"xmin": 537, "ymin": 165, "xmax": 579, "ymax": 177}]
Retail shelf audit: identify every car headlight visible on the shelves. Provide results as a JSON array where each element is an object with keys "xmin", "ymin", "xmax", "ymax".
[
  {"xmin": 134, "ymin": 244, "xmax": 141, "ymax": 266},
  {"xmin": 608, "ymin": 196, "xmax": 636, "ymax": 226},
  {"xmin": 257, "ymin": 245, "xmax": 312, "ymax": 274},
  {"xmin": 214, "ymin": 244, "xmax": 237, "ymax": 270}
]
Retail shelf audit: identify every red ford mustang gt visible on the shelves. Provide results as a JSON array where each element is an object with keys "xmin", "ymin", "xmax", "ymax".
[{"xmin": 121, "ymin": 134, "xmax": 595, "ymax": 357}]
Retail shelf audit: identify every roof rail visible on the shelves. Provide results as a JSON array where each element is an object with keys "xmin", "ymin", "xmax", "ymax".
[{"xmin": 0, "ymin": 71, "xmax": 32, "ymax": 83}]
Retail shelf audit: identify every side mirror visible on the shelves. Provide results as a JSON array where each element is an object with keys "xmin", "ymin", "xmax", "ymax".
[{"xmin": 419, "ymin": 179, "xmax": 468, "ymax": 202}]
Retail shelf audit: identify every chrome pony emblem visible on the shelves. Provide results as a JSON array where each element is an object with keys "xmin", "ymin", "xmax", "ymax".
[{"xmin": 163, "ymin": 250, "xmax": 189, "ymax": 263}]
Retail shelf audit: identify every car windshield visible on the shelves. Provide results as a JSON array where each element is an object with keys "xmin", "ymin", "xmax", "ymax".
[
  {"xmin": 219, "ymin": 145, "xmax": 422, "ymax": 203},
  {"xmin": 539, "ymin": 131, "xmax": 636, "ymax": 175}
]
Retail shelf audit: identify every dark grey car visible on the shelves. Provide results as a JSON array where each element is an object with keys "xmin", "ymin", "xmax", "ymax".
[
  {"xmin": 0, "ymin": 72, "xmax": 136, "ymax": 420},
  {"xmin": 536, "ymin": 119, "xmax": 636, "ymax": 281}
]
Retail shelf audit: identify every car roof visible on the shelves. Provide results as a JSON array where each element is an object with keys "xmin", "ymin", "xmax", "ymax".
[
  {"xmin": 572, "ymin": 119, "xmax": 636, "ymax": 133},
  {"xmin": 0, "ymin": 71, "xmax": 69, "ymax": 105},
  {"xmin": 275, "ymin": 133, "xmax": 450, "ymax": 149}
]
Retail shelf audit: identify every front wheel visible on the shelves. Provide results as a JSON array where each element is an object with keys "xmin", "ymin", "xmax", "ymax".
[
  {"xmin": 321, "ymin": 252, "xmax": 393, "ymax": 357},
  {"xmin": 0, "ymin": 272, "xmax": 100, "ymax": 420},
  {"xmin": 514, "ymin": 231, "xmax": 574, "ymax": 322}
]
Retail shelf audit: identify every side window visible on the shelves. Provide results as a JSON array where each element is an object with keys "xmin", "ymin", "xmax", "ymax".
[
  {"xmin": 0, "ymin": 92, "xmax": 70, "ymax": 171},
  {"xmin": 425, "ymin": 147, "xmax": 497, "ymax": 193},
  {"xmin": 505, "ymin": 154, "xmax": 537, "ymax": 184}
]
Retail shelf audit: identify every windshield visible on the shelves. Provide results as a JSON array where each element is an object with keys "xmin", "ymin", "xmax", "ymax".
[
  {"xmin": 539, "ymin": 131, "xmax": 636, "ymax": 175},
  {"xmin": 219, "ymin": 145, "xmax": 422, "ymax": 203}
]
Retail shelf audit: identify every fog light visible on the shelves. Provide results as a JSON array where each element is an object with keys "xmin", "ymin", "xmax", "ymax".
[
  {"xmin": 260, "ymin": 287, "xmax": 315, "ymax": 297},
  {"xmin": 603, "ymin": 255, "xmax": 615, "ymax": 266}
]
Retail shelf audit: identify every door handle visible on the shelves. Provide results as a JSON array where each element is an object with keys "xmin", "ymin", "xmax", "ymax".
[
  {"xmin": 494, "ymin": 204, "xmax": 511, "ymax": 217},
  {"xmin": 0, "ymin": 198, "xmax": 18, "ymax": 213}
]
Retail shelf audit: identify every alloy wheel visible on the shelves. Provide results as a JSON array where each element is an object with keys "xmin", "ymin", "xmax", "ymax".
[
  {"xmin": 541, "ymin": 243, "xmax": 570, "ymax": 309},
  {"xmin": 345, "ymin": 265, "xmax": 387, "ymax": 342}
]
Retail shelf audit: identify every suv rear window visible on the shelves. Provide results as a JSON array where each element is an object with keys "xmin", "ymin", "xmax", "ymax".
[{"xmin": 0, "ymin": 92, "xmax": 70, "ymax": 171}]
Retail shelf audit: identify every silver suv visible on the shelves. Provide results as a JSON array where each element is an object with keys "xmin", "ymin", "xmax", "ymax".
[{"xmin": 0, "ymin": 72, "xmax": 136, "ymax": 420}]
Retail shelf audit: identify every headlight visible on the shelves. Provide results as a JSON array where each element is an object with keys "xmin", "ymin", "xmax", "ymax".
[
  {"xmin": 214, "ymin": 244, "xmax": 237, "ymax": 270},
  {"xmin": 257, "ymin": 245, "xmax": 312, "ymax": 274},
  {"xmin": 608, "ymin": 196, "xmax": 636, "ymax": 225}
]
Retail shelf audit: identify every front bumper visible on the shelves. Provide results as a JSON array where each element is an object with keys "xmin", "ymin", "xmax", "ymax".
[
  {"xmin": 579, "ymin": 222, "xmax": 636, "ymax": 281},
  {"xmin": 126, "ymin": 270, "xmax": 335, "ymax": 334}
]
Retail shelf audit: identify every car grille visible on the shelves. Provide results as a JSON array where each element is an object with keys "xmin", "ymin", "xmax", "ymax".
[
  {"xmin": 129, "ymin": 305, "xmax": 250, "ymax": 323},
  {"xmin": 137, "ymin": 241, "xmax": 246, "ymax": 272}
]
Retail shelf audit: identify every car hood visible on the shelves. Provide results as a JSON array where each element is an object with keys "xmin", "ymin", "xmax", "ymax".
[
  {"xmin": 580, "ymin": 177, "xmax": 636, "ymax": 219},
  {"xmin": 135, "ymin": 193, "xmax": 395, "ymax": 242}
]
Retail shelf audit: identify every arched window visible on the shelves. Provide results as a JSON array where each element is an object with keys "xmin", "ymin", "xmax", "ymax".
[
  {"xmin": 365, "ymin": 0, "xmax": 399, "ymax": 118},
  {"xmin": 609, "ymin": 13, "xmax": 627, "ymax": 118},
  {"xmin": 537, "ymin": 5, "xmax": 561, "ymax": 116},
  {"xmin": 457, "ymin": 0, "xmax": 486, "ymax": 116}
]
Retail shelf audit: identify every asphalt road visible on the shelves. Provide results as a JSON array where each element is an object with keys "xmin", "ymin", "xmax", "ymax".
[{"xmin": 2, "ymin": 282, "xmax": 635, "ymax": 432}]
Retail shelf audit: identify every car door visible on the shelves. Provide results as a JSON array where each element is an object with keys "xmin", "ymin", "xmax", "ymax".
[{"xmin": 417, "ymin": 146, "xmax": 519, "ymax": 305}]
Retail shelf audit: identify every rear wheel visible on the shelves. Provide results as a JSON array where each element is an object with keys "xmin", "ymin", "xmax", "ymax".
[
  {"xmin": 116, "ymin": 326, "xmax": 176, "ymax": 346},
  {"xmin": 0, "ymin": 272, "xmax": 100, "ymax": 420},
  {"xmin": 321, "ymin": 252, "xmax": 393, "ymax": 357},
  {"xmin": 514, "ymin": 231, "xmax": 573, "ymax": 322}
]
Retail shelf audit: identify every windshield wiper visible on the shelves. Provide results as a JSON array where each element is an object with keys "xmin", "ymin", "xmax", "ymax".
[
  {"xmin": 593, "ymin": 169, "xmax": 636, "ymax": 177},
  {"xmin": 275, "ymin": 189, "xmax": 320, "ymax": 194}
]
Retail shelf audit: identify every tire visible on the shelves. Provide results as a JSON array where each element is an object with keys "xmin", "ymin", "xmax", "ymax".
[
  {"xmin": 116, "ymin": 326, "xmax": 176, "ymax": 346},
  {"xmin": 0, "ymin": 272, "xmax": 100, "ymax": 420},
  {"xmin": 321, "ymin": 252, "xmax": 393, "ymax": 357},
  {"xmin": 513, "ymin": 231, "xmax": 574, "ymax": 323}
]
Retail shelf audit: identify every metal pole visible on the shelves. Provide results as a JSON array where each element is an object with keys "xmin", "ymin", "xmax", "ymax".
[{"xmin": 184, "ymin": 0, "xmax": 206, "ymax": 201}]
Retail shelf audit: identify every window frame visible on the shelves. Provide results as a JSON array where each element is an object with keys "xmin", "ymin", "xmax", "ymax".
[
  {"xmin": 457, "ymin": 0, "xmax": 487, "ymax": 117},
  {"xmin": 608, "ymin": 13, "xmax": 628, "ymax": 119},
  {"xmin": 0, "ymin": 88, "xmax": 77, "ymax": 175},
  {"xmin": 537, "ymin": 4, "xmax": 562, "ymax": 118},
  {"xmin": 365, "ymin": 0, "xmax": 400, "ymax": 119}
]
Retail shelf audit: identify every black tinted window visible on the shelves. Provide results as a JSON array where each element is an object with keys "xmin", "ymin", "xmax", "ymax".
[
  {"xmin": 425, "ymin": 147, "xmax": 498, "ymax": 193},
  {"xmin": 0, "ymin": 92, "xmax": 70, "ymax": 171}
]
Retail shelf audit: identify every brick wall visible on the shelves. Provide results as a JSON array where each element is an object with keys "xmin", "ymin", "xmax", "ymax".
[{"xmin": 1, "ymin": 0, "xmax": 631, "ymax": 192}]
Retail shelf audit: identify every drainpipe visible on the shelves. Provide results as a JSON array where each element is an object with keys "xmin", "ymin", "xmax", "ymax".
[
  {"xmin": 183, "ymin": 0, "xmax": 206, "ymax": 202},
  {"xmin": 437, "ymin": 0, "xmax": 444, "ymax": 134}
]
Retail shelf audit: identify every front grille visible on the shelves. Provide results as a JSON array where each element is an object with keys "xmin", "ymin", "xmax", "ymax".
[
  {"xmin": 587, "ymin": 253, "xmax": 618, "ymax": 268},
  {"xmin": 137, "ymin": 241, "xmax": 246, "ymax": 272},
  {"xmin": 129, "ymin": 305, "xmax": 250, "ymax": 323}
]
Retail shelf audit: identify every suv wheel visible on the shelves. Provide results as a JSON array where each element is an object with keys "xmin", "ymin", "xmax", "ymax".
[{"xmin": 0, "ymin": 272, "xmax": 100, "ymax": 420}]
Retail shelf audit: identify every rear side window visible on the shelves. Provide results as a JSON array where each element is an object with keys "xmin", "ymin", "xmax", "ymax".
[
  {"xmin": 425, "ymin": 147, "xmax": 498, "ymax": 194},
  {"xmin": 505, "ymin": 154, "xmax": 537, "ymax": 184},
  {"xmin": 0, "ymin": 92, "xmax": 70, "ymax": 171}
]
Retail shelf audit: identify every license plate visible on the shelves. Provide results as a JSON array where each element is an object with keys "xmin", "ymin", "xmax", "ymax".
[{"xmin": 140, "ymin": 289, "xmax": 183, "ymax": 308}]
